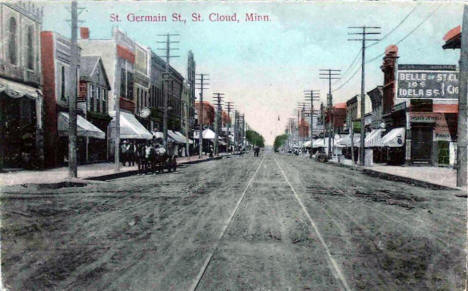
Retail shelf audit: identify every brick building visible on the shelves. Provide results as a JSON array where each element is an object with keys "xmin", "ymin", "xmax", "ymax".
[{"xmin": 41, "ymin": 31, "xmax": 106, "ymax": 167}]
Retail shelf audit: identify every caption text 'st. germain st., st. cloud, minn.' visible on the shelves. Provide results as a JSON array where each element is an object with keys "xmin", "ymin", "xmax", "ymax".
[{"xmin": 110, "ymin": 12, "xmax": 272, "ymax": 24}]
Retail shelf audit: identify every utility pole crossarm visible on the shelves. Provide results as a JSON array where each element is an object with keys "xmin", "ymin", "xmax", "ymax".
[
  {"xmin": 196, "ymin": 73, "xmax": 209, "ymax": 158},
  {"xmin": 347, "ymin": 25, "xmax": 381, "ymax": 166}
]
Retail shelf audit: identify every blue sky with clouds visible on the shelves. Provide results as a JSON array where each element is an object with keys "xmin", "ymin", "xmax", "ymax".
[{"xmin": 42, "ymin": 1, "xmax": 463, "ymax": 144}]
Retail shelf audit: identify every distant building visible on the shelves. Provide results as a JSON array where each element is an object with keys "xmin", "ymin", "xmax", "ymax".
[
  {"xmin": 187, "ymin": 51, "xmax": 196, "ymax": 134},
  {"xmin": 0, "ymin": 2, "xmax": 44, "ymax": 169},
  {"xmin": 79, "ymin": 56, "xmax": 111, "ymax": 162},
  {"xmin": 367, "ymin": 86, "xmax": 383, "ymax": 129},
  {"xmin": 195, "ymin": 101, "xmax": 215, "ymax": 126}
]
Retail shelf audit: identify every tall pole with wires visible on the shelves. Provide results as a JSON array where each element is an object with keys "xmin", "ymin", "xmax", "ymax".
[
  {"xmin": 456, "ymin": 5, "xmax": 468, "ymax": 187},
  {"xmin": 226, "ymin": 101, "xmax": 234, "ymax": 152},
  {"xmin": 196, "ymin": 73, "xmax": 209, "ymax": 158},
  {"xmin": 157, "ymin": 33, "xmax": 180, "ymax": 150},
  {"xmin": 320, "ymin": 69, "xmax": 341, "ymax": 158},
  {"xmin": 305, "ymin": 90, "xmax": 320, "ymax": 150},
  {"xmin": 68, "ymin": 1, "xmax": 84, "ymax": 178},
  {"xmin": 348, "ymin": 26, "xmax": 381, "ymax": 166},
  {"xmin": 213, "ymin": 93, "xmax": 224, "ymax": 156}
]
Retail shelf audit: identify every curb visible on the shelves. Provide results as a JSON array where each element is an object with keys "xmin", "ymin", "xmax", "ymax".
[
  {"xmin": 1, "ymin": 154, "xmax": 235, "ymax": 189},
  {"xmin": 328, "ymin": 160, "xmax": 458, "ymax": 191},
  {"xmin": 86, "ymin": 156, "xmax": 226, "ymax": 181}
]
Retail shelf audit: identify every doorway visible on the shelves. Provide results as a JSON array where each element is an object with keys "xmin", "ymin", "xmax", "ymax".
[{"xmin": 411, "ymin": 124, "xmax": 433, "ymax": 164}]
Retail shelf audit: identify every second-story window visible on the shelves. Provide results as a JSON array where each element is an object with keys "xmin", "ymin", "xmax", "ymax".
[
  {"xmin": 90, "ymin": 84, "xmax": 95, "ymax": 111},
  {"xmin": 97, "ymin": 86, "xmax": 101, "ymax": 112},
  {"xmin": 8, "ymin": 17, "xmax": 17, "ymax": 65},
  {"xmin": 27, "ymin": 26, "xmax": 34, "ymax": 70},
  {"xmin": 87, "ymin": 83, "xmax": 92, "ymax": 111},
  {"xmin": 127, "ymin": 72, "xmax": 134, "ymax": 100},
  {"xmin": 120, "ymin": 68, "xmax": 126, "ymax": 98},
  {"xmin": 61, "ymin": 66, "xmax": 66, "ymax": 101},
  {"xmin": 103, "ymin": 89, "xmax": 107, "ymax": 113}
]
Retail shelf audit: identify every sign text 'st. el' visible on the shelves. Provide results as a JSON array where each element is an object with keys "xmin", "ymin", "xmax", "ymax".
[{"xmin": 397, "ymin": 64, "xmax": 459, "ymax": 99}]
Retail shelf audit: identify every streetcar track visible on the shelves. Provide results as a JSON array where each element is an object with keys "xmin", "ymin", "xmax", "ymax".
[
  {"xmin": 272, "ymin": 155, "xmax": 351, "ymax": 291},
  {"xmin": 278, "ymin": 155, "xmax": 465, "ymax": 289},
  {"xmin": 283, "ymin": 155, "xmax": 463, "ymax": 250},
  {"xmin": 190, "ymin": 156, "xmax": 265, "ymax": 291}
]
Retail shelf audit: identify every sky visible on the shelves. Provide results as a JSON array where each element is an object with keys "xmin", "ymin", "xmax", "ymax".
[{"xmin": 41, "ymin": 1, "xmax": 463, "ymax": 145}]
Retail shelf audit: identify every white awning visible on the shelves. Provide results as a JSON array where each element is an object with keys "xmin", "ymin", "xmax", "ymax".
[
  {"xmin": 382, "ymin": 127, "xmax": 405, "ymax": 147},
  {"xmin": 152, "ymin": 131, "xmax": 164, "ymax": 139},
  {"xmin": 312, "ymin": 138, "xmax": 327, "ymax": 148},
  {"xmin": 109, "ymin": 111, "xmax": 153, "ymax": 140},
  {"xmin": 58, "ymin": 112, "xmax": 105, "ymax": 139},
  {"xmin": 336, "ymin": 134, "xmax": 361, "ymax": 147},
  {"xmin": 175, "ymin": 131, "xmax": 193, "ymax": 144},
  {"xmin": 193, "ymin": 129, "xmax": 216, "ymax": 140},
  {"xmin": 365, "ymin": 129, "xmax": 385, "ymax": 147},
  {"xmin": 0, "ymin": 79, "xmax": 41, "ymax": 100},
  {"xmin": 168, "ymin": 130, "xmax": 186, "ymax": 144}
]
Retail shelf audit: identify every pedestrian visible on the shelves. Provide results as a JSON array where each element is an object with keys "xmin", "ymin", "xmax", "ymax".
[
  {"xmin": 254, "ymin": 146, "xmax": 260, "ymax": 157},
  {"xmin": 145, "ymin": 141, "xmax": 153, "ymax": 173},
  {"xmin": 120, "ymin": 140, "xmax": 128, "ymax": 166},
  {"xmin": 209, "ymin": 144, "xmax": 214, "ymax": 158},
  {"xmin": 136, "ymin": 143, "xmax": 142, "ymax": 174},
  {"xmin": 128, "ymin": 141, "xmax": 136, "ymax": 166}
]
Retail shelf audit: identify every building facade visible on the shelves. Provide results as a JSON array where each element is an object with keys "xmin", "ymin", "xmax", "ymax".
[
  {"xmin": 0, "ymin": 2, "xmax": 44, "ymax": 169},
  {"xmin": 79, "ymin": 55, "xmax": 111, "ymax": 162}
]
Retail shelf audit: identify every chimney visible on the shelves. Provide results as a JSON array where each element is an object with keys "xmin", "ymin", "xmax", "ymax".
[
  {"xmin": 381, "ymin": 45, "xmax": 399, "ymax": 115},
  {"xmin": 80, "ymin": 27, "xmax": 89, "ymax": 39}
]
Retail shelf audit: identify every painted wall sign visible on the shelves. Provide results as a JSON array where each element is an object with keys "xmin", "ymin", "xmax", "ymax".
[{"xmin": 397, "ymin": 64, "xmax": 459, "ymax": 99}]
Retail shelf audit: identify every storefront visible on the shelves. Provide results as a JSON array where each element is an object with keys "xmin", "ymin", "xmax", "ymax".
[
  {"xmin": 108, "ymin": 111, "xmax": 153, "ymax": 157},
  {"xmin": 57, "ymin": 112, "xmax": 105, "ymax": 165},
  {"xmin": 86, "ymin": 112, "xmax": 112, "ymax": 162},
  {"xmin": 0, "ymin": 80, "xmax": 44, "ymax": 169},
  {"xmin": 382, "ymin": 102, "xmax": 407, "ymax": 165},
  {"xmin": 408, "ymin": 110, "xmax": 457, "ymax": 166}
]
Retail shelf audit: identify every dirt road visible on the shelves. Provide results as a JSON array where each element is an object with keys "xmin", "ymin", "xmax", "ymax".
[{"xmin": 1, "ymin": 152, "xmax": 465, "ymax": 290}]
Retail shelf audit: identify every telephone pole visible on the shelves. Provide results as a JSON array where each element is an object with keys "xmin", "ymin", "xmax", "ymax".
[
  {"xmin": 213, "ymin": 93, "xmax": 224, "ymax": 156},
  {"xmin": 239, "ymin": 113, "xmax": 245, "ymax": 149},
  {"xmin": 234, "ymin": 110, "xmax": 239, "ymax": 151},
  {"xmin": 456, "ymin": 6, "xmax": 468, "ymax": 187},
  {"xmin": 297, "ymin": 102, "xmax": 307, "ymax": 144},
  {"xmin": 305, "ymin": 90, "xmax": 320, "ymax": 149},
  {"xmin": 67, "ymin": 1, "xmax": 84, "ymax": 178},
  {"xmin": 320, "ymin": 69, "xmax": 341, "ymax": 158},
  {"xmin": 348, "ymin": 25, "xmax": 381, "ymax": 165},
  {"xmin": 226, "ymin": 101, "xmax": 234, "ymax": 152},
  {"xmin": 196, "ymin": 73, "xmax": 209, "ymax": 158},
  {"xmin": 157, "ymin": 33, "xmax": 180, "ymax": 150}
]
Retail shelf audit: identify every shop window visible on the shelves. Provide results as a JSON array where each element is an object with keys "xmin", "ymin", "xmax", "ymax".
[
  {"xmin": 27, "ymin": 26, "xmax": 34, "ymax": 70},
  {"xmin": 438, "ymin": 141, "xmax": 450, "ymax": 165},
  {"xmin": 8, "ymin": 17, "xmax": 17, "ymax": 65}
]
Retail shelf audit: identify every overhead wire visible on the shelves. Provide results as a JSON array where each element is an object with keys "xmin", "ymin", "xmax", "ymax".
[
  {"xmin": 332, "ymin": 3, "xmax": 442, "ymax": 93},
  {"xmin": 366, "ymin": 4, "xmax": 420, "ymax": 49},
  {"xmin": 333, "ymin": 4, "xmax": 419, "ymax": 85}
]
